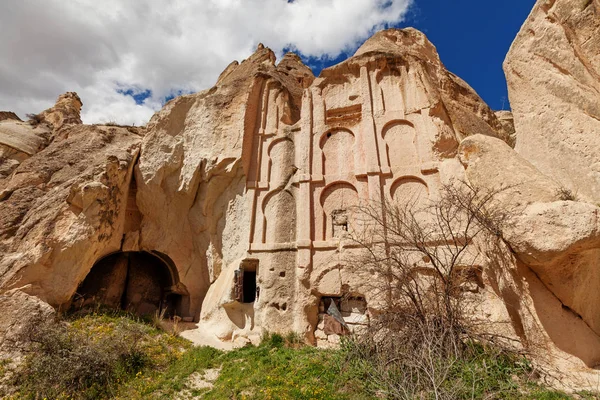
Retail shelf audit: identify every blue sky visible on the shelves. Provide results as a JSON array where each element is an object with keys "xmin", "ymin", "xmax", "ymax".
[{"xmin": 302, "ymin": 0, "xmax": 536, "ymax": 111}]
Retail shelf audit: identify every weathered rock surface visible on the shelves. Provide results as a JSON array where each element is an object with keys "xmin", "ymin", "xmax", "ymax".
[
  {"xmin": 460, "ymin": 134, "xmax": 600, "ymax": 371},
  {"xmin": 351, "ymin": 28, "xmax": 512, "ymax": 151},
  {"xmin": 0, "ymin": 287, "xmax": 55, "ymax": 357},
  {"xmin": 0, "ymin": 112, "xmax": 20, "ymax": 122},
  {"xmin": 505, "ymin": 0, "xmax": 600, "ymax": 201},
  {"xmin": 0, "ymin": 93, "xmax": 85, "ymax": 180},
  {"xmin": 459, "ymin": 134, "xmax": 561, "ymax": 207},
  {"xmin": 37, "ymin": 92, "xmax": 83, "ymax": 131},
  {"xmin": 494, "ymin": 110, "xmax": 515, "ymax": 146},
  {"xmin": 0, "ymin": 94, "xmax": 142, "ymax": 307},
  {"xmin": 135, "ymin": 44, "xmax": 311, "ymax": 322},
  {"xmin": 0, "ymin": 120, "xmax": 50, "ymax": 179}
]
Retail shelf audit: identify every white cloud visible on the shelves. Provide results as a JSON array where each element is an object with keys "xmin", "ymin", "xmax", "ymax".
[{"xmin": 0, "ymin": 0, "xmax": 413, "ymax": 125}]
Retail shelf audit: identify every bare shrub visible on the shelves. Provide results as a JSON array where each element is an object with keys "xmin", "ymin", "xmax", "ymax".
[
  {"xmin": 12, "ymin": 311, "xmax": 183, "ymax": 400},
  {"xmin": 26, "ymin": 113, "xmax": 43, "ymax": 126},
  {"xmin": 555, "ymin": 186, "xmax": 577, "ymax": 201},
  {"xmin": 345, "ymin": 180, "xmax": 518, "ymax": 399}
]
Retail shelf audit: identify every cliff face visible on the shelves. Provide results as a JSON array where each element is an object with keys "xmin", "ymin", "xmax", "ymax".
[
  {"xmin": 505, "ymin": 0, "xmax": 600, "ymax": 201},
  {"xmin": 502, "ymin": 0, "xmax": 600, "ymax": 373},
  {"xmin": 2, "ymin": 2, "xmax": 600, "ymax": 381},
  {"xmin": 133, "ymin": 45, "xmax": 313, "ymax": 321},
  {"xmin": 0, "ymin": 94, "xmax": 142, "ymax": 308}
]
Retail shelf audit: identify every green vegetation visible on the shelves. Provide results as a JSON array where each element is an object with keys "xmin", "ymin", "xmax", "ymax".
[
  {"xmin": 341, "ymin": 339, "xmax": 578, "ymax": 400},
  {"xmin": 6, "ymin": 310, "xmax": 189, "ymax": 400},
  {"xmin": 0, "ymin": 311, "xmax": 591, "ymax": 399},
  {"xmin": 117, "ymin": 332, "xmax": 368, "ymax": 400}
]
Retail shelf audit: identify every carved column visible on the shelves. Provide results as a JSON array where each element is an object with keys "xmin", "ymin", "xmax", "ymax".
[
  {"xmin": 294, "ymin": 88, "xmax": 315, "ymax": 338},
  {"xmin": 296, "ymin": 88, "xmax": 313, "ymax": 253},
  {"xmin": 360, "ymin": 66, "xmax": 384, "ymax": 204}
]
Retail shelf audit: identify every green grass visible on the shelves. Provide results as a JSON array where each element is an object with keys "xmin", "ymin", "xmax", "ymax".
[
  {"xmin": 117, "ymin": 333, "xmax": 369, "ymax": 399},
  {"xmin": 3, "ymin": 312, "xmax": 594, "ymax": 400}
]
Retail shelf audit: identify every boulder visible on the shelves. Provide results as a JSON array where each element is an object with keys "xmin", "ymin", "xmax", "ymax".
[
  {"xmin": 458, "ymin": 134, "xmax": 561, "ymax": 209},
  {"xmin": 459, "ymin": 133, "xmax": 600, "ymax": 370},
  {"xmin": 0, "ymin": 288, "xmax": 55, "ymax": 357}
]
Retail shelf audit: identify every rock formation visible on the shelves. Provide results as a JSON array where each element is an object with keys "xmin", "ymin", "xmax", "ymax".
[
  {"xmin": 500, "ymin": 0, "xmax": 600, "ymax": 375},
  {"xmin": 505, "ymin": 0, "xmax": 600, "ymax": 201},
  {"xmin": 1, "ymin": 0, "xmax": 600, "ymax": 385},
  {"xmin": 0, "ymin": 94, "xmax": 142, "ymax": 317}
]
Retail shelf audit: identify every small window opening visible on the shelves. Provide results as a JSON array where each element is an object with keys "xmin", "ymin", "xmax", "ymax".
[
  {"xmin": 242, "ymin": 270, "xmax": 257, "ymax": 302},
  {"xmin": 331, "ymin": 209, "xmax": 349, "ymax": 238},
  {"xmin": 234, "ymin": 259, "xmax": 259, "ymax": 303}
]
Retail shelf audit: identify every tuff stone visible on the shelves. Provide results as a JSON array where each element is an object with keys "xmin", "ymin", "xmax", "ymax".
[
  {"xmin": 1, "ymin": 5, "xmax": 600, "ymax": 386},
  {"xmin": 505, "ymin": 0, "xmax": 600, "ymax": 201}
]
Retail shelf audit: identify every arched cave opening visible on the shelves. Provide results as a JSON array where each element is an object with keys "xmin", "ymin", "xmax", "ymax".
[{"xmin": 74, "ymin": 251, "xmax": 185, "ymax": 318}]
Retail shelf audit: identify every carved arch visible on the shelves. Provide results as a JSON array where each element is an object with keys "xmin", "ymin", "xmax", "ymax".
[
  {"xmin": 267, "ymin": 137, "xmax": 295, "ymax": 185},
  {"xmin": 382, "ymin": 120, "xmax": 418, "ymax": 168},
  {"xmin": 376, "ymin": 68, "xmax": 403, "ymax": 113},
  {"xmin": 76, "ymin": 251, "xmax": 188, "ymax": 318},
  {"xmin": 319, "ymin": 128, "xmax": 355, "ymax": 176},
  {"xmin": 262, "ymin": 189, "xmax": 296, "ymax": 244},
  {"xmin": 320, "ymin": 182, "xmax": 359, "ymax": 240},
  {"xmin": 390, "ymin": 176, "xmax": 429, "ymax": 207}
]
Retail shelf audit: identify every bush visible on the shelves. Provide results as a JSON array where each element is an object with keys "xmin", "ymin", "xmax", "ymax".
[
  {"xmin": 13, "ymin": 311, "xmax": 189, "ymax": 400},
  {"xmin": 25, "ymin": 113, "xmax": 43, "ymax": 126},
  {"xmin": 340, "ymin": 337, "xmax": 573, "ymax": 399},
  {"xmin": 345, "ymin": 181, "xmax": 527, "ymax": 399},
  {"xmin": 556, "ymin": 186, "xmax": 577, "ymax": 201},
  {"xmin": 261, "ymin": 332, "xmax": 284, "ymax": 348}
]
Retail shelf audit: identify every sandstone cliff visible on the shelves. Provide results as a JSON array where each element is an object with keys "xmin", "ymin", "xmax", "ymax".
[
  {"xmin": 505, "ymin": 0, "xmax": 600, "ymax": 200},
  {"xmin": 1, "ymin": 1, "xmax": 600, "ymax": 385},
  {"xmin": 500, "ymin": 0, "xmax": 600, "ymax": 376},
  {"xmin": 0, "ymin": 95, "xmax": 142, "ymax": 310},
  {"xmin": 134, "ymin": 45, "xmax": 313, "ymax": 322}
]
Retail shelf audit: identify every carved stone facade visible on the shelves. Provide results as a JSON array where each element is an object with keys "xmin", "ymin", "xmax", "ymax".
[{"xmin": 195, "ymin": 29, "xmax": 508, "ymax": 344}]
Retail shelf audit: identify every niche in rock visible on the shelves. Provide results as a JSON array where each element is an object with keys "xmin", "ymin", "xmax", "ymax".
[
  {"xmin": 391, "ymin": 177, "xmax": 428, "ymax": 208},
  {"xmin": 321, "ymin": 129, "xmax": 355, "ymax": 176},
  {"xmin": 377, "ymin": 69, "xmax": 403, "ymax": 113},
  {"xmin": 75, "ymin": 251, "xmax": 184, "ymax": 317},
  {"xmin": 321, "ymin": 183, "xmax": 359, "ymax": 240},
  {"xmin": 383, "ymin": 121, "xmax": 418, "ymax": 168},
  {"xmin": 268, "ymin": 138, "xmax": 295, "ymax": 185},
  {"xmin": 263, "ymin": 190, "xmax": 296, "ymax": 244},
  {"xmin": 315, "ymin": 295, "xmax": 369, "ymax": 343}
]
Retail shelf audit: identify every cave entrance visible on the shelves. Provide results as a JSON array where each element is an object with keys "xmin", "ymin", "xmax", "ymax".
[{"xmin": 75, "ymin": 251, "xmax": 185, "ymax": 317}]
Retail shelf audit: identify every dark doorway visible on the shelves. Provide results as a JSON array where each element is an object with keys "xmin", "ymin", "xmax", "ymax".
[
  {"xmin": 75, "ymin": 251, "xmax": 183, "ymax": 317},
  {"xmin": 242, "ymin": 270, "xmax": 257, "ymax": 303},
  {"xmin": 234, "ymin": 259, "xmax": 259, "ymax": 304}
]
